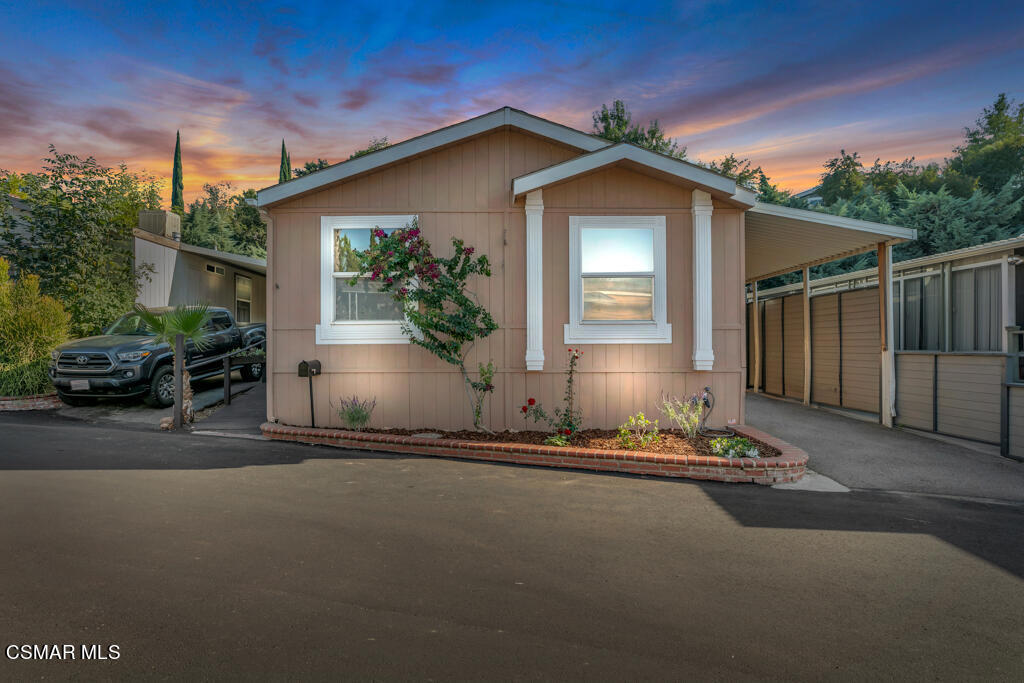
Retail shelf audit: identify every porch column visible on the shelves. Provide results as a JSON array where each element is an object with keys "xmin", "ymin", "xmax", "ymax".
[
  {"xmin": 525, "ymin": 190, "xmax": 544, "ymax": 371},
  {"xmin": 692, "ymin": 190, "xmax": 714, "ymax": 371},
  {"xmin": 803, "ymin": 266, "xmax": 812, "ymax": 405},
  {"xmin": 752, "ymin": 281, "xmax": 761, "ymax": 392},
  {"xmin": 878, "ymin": 242, "xmax": 895, "ymax": 427}
]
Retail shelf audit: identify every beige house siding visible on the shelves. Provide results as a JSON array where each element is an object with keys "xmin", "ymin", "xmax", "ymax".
[
  {"xmin": 782, "ymin": 294, "xmax": 804, "ymax": 400},
  {"xmin": 936, "ymin": 355, "xmax": 1003, "ymax": 443},
  {"xmin": 266, "ymin": 130, "xmax": 745, "ymax": 430},
  {"xmin": 894, "ymin": 354, "xmax": 934, "ymax": 430},
  {"xmin": 810, "ymin": 294, "xmax": 840, "ymax": 406},
  {"xmin": 839, "ymin": 288, "xmax": 880, "ymax": 413}
]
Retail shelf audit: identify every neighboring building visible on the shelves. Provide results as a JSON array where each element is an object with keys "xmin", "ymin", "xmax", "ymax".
[
  {"xmin": 793, "ymin": 185, "xmax": 823, "ymax": 206},
  {"xmin": 134, "ymin": 210, "xmax": 266, "ymax": 324},
  {"xmin": 257, "ymin": 107, "xmax": 914, "ymax": 431},
  {"xmin": 747, "ymin": 235, "xmax": 1024, "ymax": 457}
]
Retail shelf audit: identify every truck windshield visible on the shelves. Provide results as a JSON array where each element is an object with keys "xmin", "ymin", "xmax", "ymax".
[{"xmin": 105, "ymin": 314, "xmax": 155, "ymax": 336}]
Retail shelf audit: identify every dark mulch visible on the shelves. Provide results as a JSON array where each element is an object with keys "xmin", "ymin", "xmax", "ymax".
[{"xmin": 356, "ymin": 427, "xmax": 781, "ymax": 459}]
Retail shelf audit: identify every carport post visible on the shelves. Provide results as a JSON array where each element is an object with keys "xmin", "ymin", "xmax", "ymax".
[
  {"xmin": 803, "ymin": 267, "xmax": 811, "ymax": 405},
  {"xmin": 878, "ymin": 243, "xmax": 895, "ymax": 428},
  {"xmin": 752, "ymin": 281, "xmax": 761, "ymax": 393}
]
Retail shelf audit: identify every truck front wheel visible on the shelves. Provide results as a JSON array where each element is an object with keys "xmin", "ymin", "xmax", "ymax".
[{"xmin": 144, "ymin": 365, "xmax": 176, "ymax": 408}]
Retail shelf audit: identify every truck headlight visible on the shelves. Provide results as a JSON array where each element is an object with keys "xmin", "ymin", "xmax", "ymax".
[
  {"xmin": 116, "ymin": 350, "xmax": 151, "ymax": 362},
  {"xmin": 51, "ymin": 349, "xmax": 60, "ymax": 360}
]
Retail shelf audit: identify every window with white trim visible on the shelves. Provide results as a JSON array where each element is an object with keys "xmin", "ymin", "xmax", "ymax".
[
  {"xmin": 564, "ymin": 216, "xmax": 671, "ymax": 344},
  {"xmin": 317, "ymin": 215, "xmax": 417, "ymax": 344}
]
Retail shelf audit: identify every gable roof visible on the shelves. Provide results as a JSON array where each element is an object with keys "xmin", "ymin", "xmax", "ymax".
[
  {"xmin": 512, "ymin": 143, "xmax": 757, "ymax": 207},
  {"xmin": 257, "ymin": 107, "xmax": 612, "ymax": 207}
]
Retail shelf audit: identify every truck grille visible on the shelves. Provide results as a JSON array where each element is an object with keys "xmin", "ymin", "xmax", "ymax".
[{"xmin": 57, "ymin": 352, "xmax": 113, "ymax": 373}]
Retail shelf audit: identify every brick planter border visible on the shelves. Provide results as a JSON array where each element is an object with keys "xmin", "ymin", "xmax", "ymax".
[
  {"xmin": 0, "ymin": 392, "xmax": 62, "ymax": 411},
  {"xmin": 260, "ymin": 422, "xmax": 807, "ymax": 485}
]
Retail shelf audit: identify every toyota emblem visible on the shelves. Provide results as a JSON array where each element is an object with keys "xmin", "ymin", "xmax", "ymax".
[{"xmin": 76, "ymin": 355, "xmax": 89, "ymax": 365}]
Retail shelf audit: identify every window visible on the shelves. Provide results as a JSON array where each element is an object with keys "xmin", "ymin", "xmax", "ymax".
[
  {"xmin": 953, "ymin": 264, "xmax": 1001, "ymax": 351},
  {"xmin": 899, "ymin": 273, "xmax": 943, "ymax": 351},
  {"xmin": 205, "ymin": 263, "xmax": 225, "ymax": 276},
  {"xmin": 235, "ymin": 274, "xmax": 252, "ymax": 324},
  {"xmin": 564, "ymin": 216, "xmax": 671, "ymax": 344},
  {"xmin": 317, "ymin": 215, "xmax": 417, "ymax": 344},
  {"xmin": 205, "ymin": 312, "xmax": 232, "ymax": 332}
]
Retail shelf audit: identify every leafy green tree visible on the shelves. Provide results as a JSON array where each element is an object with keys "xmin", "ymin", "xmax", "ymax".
[
  {"xmin": 279, "ymin": 140, "xmax": 291, "ymax": 183},
  {"xmin": 294, "ymin": 158, "xmax": 330, "ymax": 177},
  {"xmin": 820, "ymin": 150, "xmax": 865, "ymax": 205},
  {"xmin": 592, "ymin": 100, "xmax": 686, "ymax": 158},
  {"xmin": 0, "ymin": 147, "xmax": 160, "ymax": 337},
  {"xmin": 181, "ymin": 183, "xmax": 266, "ymax": 258},
  {"xmin": 948, "ymin": 93, "xmax": 1024, "ymax": 196},
  {"xmin": 349, "ymin": 137, "xmax": 390, "ymax": 160},
  {"xmin": 171, "ymin": 130, "xmax": 184, "ymax": 214}
]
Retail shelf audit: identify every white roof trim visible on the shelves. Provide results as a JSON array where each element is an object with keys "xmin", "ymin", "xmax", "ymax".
[
  {"xmin": 512, "ymin": 143, "xmax": 754, "ymax": 206},
  {"xmin": 257, "ymin": 107, "xmax": 610, "ymax": 207},
  {"xmin": 749, "ymin": 201, "xmax": 917, "ymax": 241}
]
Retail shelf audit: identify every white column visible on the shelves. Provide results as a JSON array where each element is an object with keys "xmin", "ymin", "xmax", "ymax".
[
  {"xmin": 525, "ymin": 190, "xmax": 544, "ymax": 371},
  {"xmin": 692, "ymin": 189, "xmax": 714, "ymax": 371}
]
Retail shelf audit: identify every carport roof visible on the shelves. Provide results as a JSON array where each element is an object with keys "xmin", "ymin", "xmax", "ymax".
[{"xmin": 745, "ymin": 202, "xmax": 916, "ymax": 282}]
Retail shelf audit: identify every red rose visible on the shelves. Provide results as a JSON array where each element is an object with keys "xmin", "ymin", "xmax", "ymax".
[
  {"xmin": 521, "ymin": 405, "xmax": 528, "ymax": 413},
  {"xmin": 527, "ymin": 398, "xmax": 536, "ymax": 406},
  {"xmin": 563, "ymin": 428, "xmax": 571, "ymax": 435}
]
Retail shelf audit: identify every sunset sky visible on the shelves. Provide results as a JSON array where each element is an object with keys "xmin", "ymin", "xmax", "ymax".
[{"xmin": 2, "ymin": 0, "xmax": 1022, "ymax": 204}]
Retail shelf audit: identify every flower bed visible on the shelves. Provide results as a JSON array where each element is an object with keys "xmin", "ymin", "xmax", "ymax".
[
  {"xmin": 260, "ymin": 422, "xmax": 807, "ymax": 485},
  {"xmin": 0, "ymin": 392, "xmax": 62, "ymax": 411}
]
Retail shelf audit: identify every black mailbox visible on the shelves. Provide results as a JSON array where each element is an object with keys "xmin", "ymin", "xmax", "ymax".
[{"xmin": 298, "ymin": 359, "xmax": 321, "ymax": 377}]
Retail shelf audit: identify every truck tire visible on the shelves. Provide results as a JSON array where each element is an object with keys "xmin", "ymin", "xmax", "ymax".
[
  {"xmin": 144, "ymin": 364, "xmax": 176, "ymax": 408},
  {"xmin": 240, "ymin": 362, "xmax": 263, "ymax": 382},
  {"xmin": 57, "ymin": 391, "xmax": 96, "ymax": 407}
]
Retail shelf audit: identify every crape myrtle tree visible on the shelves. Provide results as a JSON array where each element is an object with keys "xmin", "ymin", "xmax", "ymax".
[{"xmin": 351, "ymin": 219, "xmax": 499, "ymax": 432}]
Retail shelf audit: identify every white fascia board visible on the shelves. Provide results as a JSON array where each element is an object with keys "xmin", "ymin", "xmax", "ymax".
[
  {"xmin": 512, "ymin": 144, "xmax": 745, "ymax": 202},
  {"xmin": 257, "ymin": 107, "xmax": 610, "ymax": 207},
  {"xmin": 750, "ymin": 201, "xmax": 918, "ymax": 241}
]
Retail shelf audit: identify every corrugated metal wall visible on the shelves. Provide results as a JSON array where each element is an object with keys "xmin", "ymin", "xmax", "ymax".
[{"xmin": 810, "ymin": 295, "xmax": 840, "ymax": 406}]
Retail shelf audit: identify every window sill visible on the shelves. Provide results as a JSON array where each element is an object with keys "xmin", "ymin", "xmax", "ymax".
[
  {"xmin": 563, "ymin": 321, "xmax": 672, "ymax": 345},
  {"xmin": 315, "ymin": 322, "xmax": 411, "ymax": 345}
]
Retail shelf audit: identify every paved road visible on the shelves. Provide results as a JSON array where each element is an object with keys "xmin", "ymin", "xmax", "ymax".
[
  {"xmin": 747, "ymin": 393, "xmax": 1024, "ymax": 502},
  {"xmin": 1, "ymin": 412, "xmax": 1023, "ymax": 680}
]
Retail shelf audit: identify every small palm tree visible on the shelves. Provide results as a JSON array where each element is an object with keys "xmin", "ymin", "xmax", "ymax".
[{"xmin": 134, "ymin": 303, "xmax": 210, "ymax": 424}]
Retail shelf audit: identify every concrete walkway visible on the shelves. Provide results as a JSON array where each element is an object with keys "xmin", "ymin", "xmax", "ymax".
[
  {"xmin": 747, "ymin": 392, "xmax": 1024, "ymax": 502},
  {"xmin": 193, "ymin": 382, "xmax": 266, "ymax": 435}
]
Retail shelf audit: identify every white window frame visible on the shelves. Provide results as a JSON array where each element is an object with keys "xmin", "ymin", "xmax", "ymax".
[
  {"xmin": 234, "ymin": 273, "xmax": 252, "ymax": 324},
  {"xmin": 564, "ymin": 215, "xmax": 671, "ymax": 345},
  {"xmin": 316, "ymin": 215, "xmax": 418, "ymax": 345}
]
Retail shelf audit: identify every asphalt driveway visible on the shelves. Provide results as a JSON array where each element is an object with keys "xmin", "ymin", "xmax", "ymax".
[
  {"xmin": 1, "ymin": 411, "xmax": 1023, "ymax": 679},
  {"xmin": 746, "ymin": 392, "xmax": 1024, "ymax": 502}
]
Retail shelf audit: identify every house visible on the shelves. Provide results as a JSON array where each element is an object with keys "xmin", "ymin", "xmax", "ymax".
[
  {"xmin": 793, "ymin": 185, "xmax": 823, "ymax": 206},
  {"xmin": 134, "ymin": 210, "xmax": 266, "ymax": 324},
  {"xmin": 256, "ymin": 107, "xmax": 915, "ymax": 431},
  {"xmin": 747, "ymin": 235, "xmax": 1024, "ymax": 459}
]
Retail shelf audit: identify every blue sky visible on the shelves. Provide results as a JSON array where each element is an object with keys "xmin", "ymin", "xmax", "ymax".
[{"xmin": 1, "ymin": 0, "xmax": 1022, "ymax": 201}]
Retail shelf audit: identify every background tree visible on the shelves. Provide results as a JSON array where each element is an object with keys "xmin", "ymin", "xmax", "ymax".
[
  {"xmin": 819, "ymin": 150, "xmax": 865, "ymax": 204},
  {"xmin": 279, "ymin": 140, "xmax": 291, "ymax": 183},
  {"xmin": 171, "ymin": 130, "xmax": 184, "ymax": 215},
  {"xmin": 592, "ymin": 100, "xmax": 686, "ymax": 158},
  {"xmin": 349, "ymin": 137, "xmax": 391, "ymax": 160},
  {"xmin": 294, "ymin": 158, "xmax": 330, "ymax": 177},
  {"xmin": 0, "ymin": 147, "xmax": 160, "ymax": 336},
  {"xmin": 181, "ymin": 183, "xmax": 266, "ymax": 258}
]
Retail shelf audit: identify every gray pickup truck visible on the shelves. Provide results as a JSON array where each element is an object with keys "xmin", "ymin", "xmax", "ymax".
[{"xmin": 49, "ymin": 306, "xmax": 265, "ymax": 407}]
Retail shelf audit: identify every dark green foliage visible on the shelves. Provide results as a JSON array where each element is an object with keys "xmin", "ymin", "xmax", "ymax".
[
  {"xmin": 279, "ymin": 140, "xmax": 291, "ymax": 183},
  {"xmin": 0, "ymin": 358, "xmax": 51, "ymax": 397},
  {"xmin": 294, "ymin": 158, "xmax": 330, "ymax": 177},
  {"xmin": 820, "ymin": 150, "xmax": 865, "ymax": 205},
  {"xmin": 349, "ymin": 137, "xmax": 390, "ymax": 160},
  {"xmin": 0, "ymin": 257, "xmax": 69, "ymax": 396},
  {"xmin": 181, "ymin": 183, "xmax": 266, "ymax": 258},
  {"xmin": 0, "ymin": 148, "xmax": 160, "ymax": 337},
  {"xmin": 171, "ymin": 130, "xmax": 184, "ymax": 214},
  {"xmin": 592, "ymin": 100, "xmax": 686, "ymax": 158},
  {"xmin": 948, "ymin": 93, "xmax": 1024, "ymax": 196}
]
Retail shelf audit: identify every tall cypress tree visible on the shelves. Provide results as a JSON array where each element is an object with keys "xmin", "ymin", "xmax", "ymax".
[
  {"xmin": 171, "ymin": 130, "xmax": 184, "ymax": 214},
  {"xmin": 279, "ymin": 140, "xmax": 291, "ymax": 183}
]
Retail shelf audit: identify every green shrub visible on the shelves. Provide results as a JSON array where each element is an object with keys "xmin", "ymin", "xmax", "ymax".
[
  {"xmin": 659, "ymin": 392, "xmax": 706, "ymax": 438},
  {"xmin": 338, "ymin": 395, "xmax": 376, "ymax": 430},
  {"xmin": 617, "ymin": 412, "xmax": 660, "ymax": 450},
  {"xmin": 0, "ymin": 358, "xmax": 52, "ymax": 396},
  {"xmin": 544, "ymin": 434, "xmax": 571, "ymax": 447},
  {"xmin": 0, "ymin": 258, "xmax": 68, "ymax": 396},
  {"xmin": 709, "ymin": 436, "xmax": 760, "ymax": 459}
]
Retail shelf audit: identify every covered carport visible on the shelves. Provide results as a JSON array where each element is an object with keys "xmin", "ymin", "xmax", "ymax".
[{"xmin": 744, "ymin": 202, "xmax": 916, "ymax": 427}]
